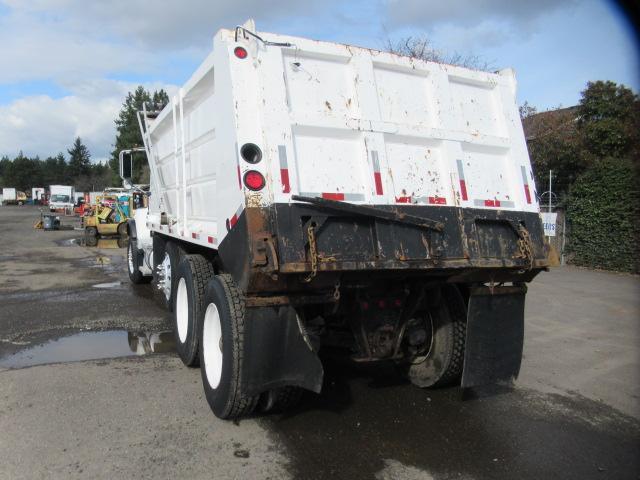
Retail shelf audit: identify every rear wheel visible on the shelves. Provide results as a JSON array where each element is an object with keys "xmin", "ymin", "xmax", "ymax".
[
  {"xmin": 258, "ymin": 386, "xmax": 304, "ymax": 413},
  {"xmin": 157, "ymin": 241, "xmax": 185, "ymax": 311},
  {"xmin": 85, "ymin": 226, "xmax": 97, "ymax": 237},
  {"xmin": 173, "ymin": 255, "xmax": 215, "ymax": 366},
  {"xmin": 199, "ymin": 274, "xmax": 259, "ymax": 419},
  {"xmin": 127, "ymin": 238, "xmax": 152, "ymax": 284},
  {"xmin": 400, "ymin": 285, "xmax": 467, "ymax": 388}
]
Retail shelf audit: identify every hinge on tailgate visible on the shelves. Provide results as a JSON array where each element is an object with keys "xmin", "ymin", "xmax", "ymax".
[{"xmin": 251, "ymin": 233, "xmax": 279, "ymax": 274}]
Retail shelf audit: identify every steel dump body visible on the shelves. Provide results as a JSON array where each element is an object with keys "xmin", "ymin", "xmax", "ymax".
[
  {"xmin": 140, "ymin": 25, "xmax": 546, "ymax": 293},
  {"xmin": 128, "ymin": 23, "xmax": 550, "ymax": 410}
]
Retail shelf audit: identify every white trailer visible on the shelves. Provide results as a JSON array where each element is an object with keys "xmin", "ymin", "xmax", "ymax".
[
  {"xmin": 124, "ymin": 21, "xmax": 548, "ymax": 419},
  {"xmin": 2, "ymin": 188, "xmax": 16, "ymax": 205},
  {"xmin": 48, "ymin": 185, "xmax": 75, "ymax": 211}
]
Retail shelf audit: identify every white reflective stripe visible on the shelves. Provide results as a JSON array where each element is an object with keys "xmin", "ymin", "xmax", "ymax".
[
  {"xmin": 343, "ymin": 193, "xmax": 365, "ymax": 201},
  {"xmin": 456, "ymin": 159, "xmax": 465, "ymax": 180},
  {"xmin": 520, "ymin": 166, "xmax": 528, "ymax": 185},
  {"xmin": 278, "ymin": 145, "xmax": 288, "ymax": 168},
  {"xmin": 371, "ymin": 150, "xmax": 380, "ymax": 172}
]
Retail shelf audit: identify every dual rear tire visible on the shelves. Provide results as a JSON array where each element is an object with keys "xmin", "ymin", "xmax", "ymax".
[
  {"xmin": 173, "ymin": 254, "xmax": 215, "ymax": 366},
  {"xmin": 199, "ymin": 274, "xmax": 261, "ymax": 419},
  {"xmin": 171, "ymin": 261, "xmax": 301, "ymax": 419},
  {"xmin": 169, "ymin": 253, "xmax": 290, "ymax": 419}
]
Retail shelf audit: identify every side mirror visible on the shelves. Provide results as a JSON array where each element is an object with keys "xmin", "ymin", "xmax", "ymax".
[{"xmin": 119, "ymin": 150, "xmax": 133, "ymax": 180}]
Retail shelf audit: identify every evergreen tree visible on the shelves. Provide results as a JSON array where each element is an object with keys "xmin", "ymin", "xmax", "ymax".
[
  {"xmin": 109, "ymin": 86, "xmax": 169, "ymax": 184},
  {"xmin": 67, "ymin": 137, "xmax": 91, "ymax": 179}
]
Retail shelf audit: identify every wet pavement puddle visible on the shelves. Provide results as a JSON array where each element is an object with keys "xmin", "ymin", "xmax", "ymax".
[
  {"xmin": 92, "ymin": 281, "xmax": 123, "ymax": 289},
  {"xmin": 0, "ymin": 330, "xmax": 175, "ymax": 369},
  {"xmin": 56, "ymin": 236, "xmax": 126, "ymax": 249}
]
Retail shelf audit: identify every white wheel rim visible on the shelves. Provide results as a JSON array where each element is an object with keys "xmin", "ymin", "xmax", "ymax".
[
  {"xmin": 176, "ymin": 278, "xmax": 189, "ymax": 343},
  {"xmin": 127, "ymin": 243, "xmax": 135, "ymax": 273},
  {"xmin": 203, "ymin": 303, "xmax": 223, "ymax": 389},
  {"xmin": 160, "ymin": 252, "xmax": 172, "ymax": 301}
]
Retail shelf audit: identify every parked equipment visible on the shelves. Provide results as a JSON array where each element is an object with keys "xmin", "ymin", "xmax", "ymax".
[
  {"xmin": 84, "ymin": 193, "xmax": 131, "ymax": 238},
  {"xmin": 123, "ymin": 20, "xmax": 549, "ymax": 419},
  {"xmin": 49, "ymin": 185, "xmax": 75, "ymax": 212},
  {"xmin": 2, "ymin": 188, "xmax": 26, "ymax": 205},
  {"xmin": 42, "ymin": 213, "xmax": 61, "ymax": 231},
  {"xmin": 31, "ymin": 187, "xmax": 46, "ymax": 205}
]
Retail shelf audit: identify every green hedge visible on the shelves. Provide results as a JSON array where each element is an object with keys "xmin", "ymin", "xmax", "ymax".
[{"xmin": 566, "ymin": 158, "xmax": 640, "ymax": 272}]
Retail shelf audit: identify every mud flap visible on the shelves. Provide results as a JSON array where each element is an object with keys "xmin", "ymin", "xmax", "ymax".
[
  {"xmin": 461, "ymin": 285, "xmax": 526, "ymax": 388},
  {"xmin": 242, "ymin": 305, "xmax": 324, "ymax": 396}
]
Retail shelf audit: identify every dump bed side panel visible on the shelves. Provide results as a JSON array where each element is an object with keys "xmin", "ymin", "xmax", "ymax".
[{"xmin": 144, "ymin": 33, "xmax": 244, "ymax": 249}]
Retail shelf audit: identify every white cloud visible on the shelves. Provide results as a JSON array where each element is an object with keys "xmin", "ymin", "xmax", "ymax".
[
  {"xmin": 0, "ymin": 0, "xmax": 331, "ymax": 160},
  {"xmin": 385, "ymin": 0, "xmax": 580, "ymax": 30},
  {"xmin": 0, "ymin": 79, "xmax": 177, "ymax": 162},
  {"xmin": 3, "ymin": 0, "xmax": 326, "ymax": 50}
]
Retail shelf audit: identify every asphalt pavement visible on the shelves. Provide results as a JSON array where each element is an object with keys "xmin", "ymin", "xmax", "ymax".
[{"xmin": 1, "ymin": 205, "xmax": 638, "ymax": 480}]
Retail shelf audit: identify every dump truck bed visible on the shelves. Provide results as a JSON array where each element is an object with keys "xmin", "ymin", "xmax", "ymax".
[{"xmin": 141, "ymin": 23, "xmax": 540, "ymax": 254}]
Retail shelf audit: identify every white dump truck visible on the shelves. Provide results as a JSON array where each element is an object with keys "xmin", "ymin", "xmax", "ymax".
[
  {"xmin": 123, "ymin": 21, "xmax": 548, "ymax": 419},
  {"xmin": 48, "ymin": 185, "xmax": 75, "ymax": 211}
]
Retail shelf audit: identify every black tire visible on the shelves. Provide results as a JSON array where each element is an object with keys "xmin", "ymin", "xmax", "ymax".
[
  {"xmin": 85, "ymin": 226, "xmax": 98, "ymax": 237},
  {"xmin": 117, "ymin": 222, "xmax": 128, "ymax": 237},
  {"xmin": 173, "ymin": 255, "xmax": 215, "ymax": 366},
  {"xmin": 199, "ymin": 274, "xmax": 259, "ymax": 419},
  {"xmin": 127, "ymin": 238, "xmax": 152, "ymax": 284},
  {"xmin": 157, "ymin": 241, "xmax": 186, "ymax": 311},
  {"xmin": 401, "ymin": 285, "xmax": 467, "ymax": 388},
  {"xmin": 258, "ymin": 386, "xmax": 304, "ymax": 413}
]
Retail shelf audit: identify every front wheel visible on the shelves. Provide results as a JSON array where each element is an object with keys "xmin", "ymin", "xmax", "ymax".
[
  {"xmin": 199, "ymin": 274, "xmax": 259, "ymax": 419},
  {"xmin": 127, "ymin": 238, "xmax": 152, "ymax": 284}
]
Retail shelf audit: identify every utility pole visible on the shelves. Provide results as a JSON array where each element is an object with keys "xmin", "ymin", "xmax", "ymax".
[{"xmin": 548, "ymin": 169, "xmax": 553, "ymax": 213}]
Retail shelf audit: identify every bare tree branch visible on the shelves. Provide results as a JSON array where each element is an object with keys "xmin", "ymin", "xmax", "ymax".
[{"xmin": 385, "ymin": 35, "xmax": 493, "ymax": 72}]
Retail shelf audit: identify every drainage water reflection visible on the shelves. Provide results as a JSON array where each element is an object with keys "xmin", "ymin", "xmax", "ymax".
[
  {"xmin": 82, "ymin": 236, "xmax": 127, "ymax": 248},
  {"xmin": 0, "ymin": 330, "xmax": 175, "ymax": 369}
]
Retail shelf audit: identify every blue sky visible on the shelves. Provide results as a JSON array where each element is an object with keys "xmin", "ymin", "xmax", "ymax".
[{"xmin": 0, "ymin": 0, "xmax": 637, "ymax": 162}]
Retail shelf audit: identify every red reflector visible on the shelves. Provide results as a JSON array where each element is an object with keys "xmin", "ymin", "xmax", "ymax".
[
  {"xmin": 394, "ymin": 299, "xmax": 402, "ymax": 307},
  {"xmin": 459, "ymin": 180, "xmax": 468, "ymax": 201},
  {"xmin": 322, "ymin": 192, "xmax": 344, "ymax": 201},
  {"xmin": 377, "ymin": 300, "xmax": 386, "ymax": 309},
  {"xmin": 524, "ymin": 184, "xmax": 532, "ymax": 204},
  {"xmin": 234, "ymin": 46, "xmax": 248, "ymax": 59},
  {"xmin": 374, "ymin": 172, "xmax": 383, "ymax": 195},
  {"xmin": 243, "ymin": 170, "xmax": 265, "ymax": 191},
  {"xmin": 361, "ymin": 301, "xmax": 369, "ymax": 311},
  {"xmin": 280, "ymin": 168, "xmax": 291, "ymax": 194}
]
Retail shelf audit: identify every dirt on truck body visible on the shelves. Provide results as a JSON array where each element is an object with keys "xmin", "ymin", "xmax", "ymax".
[{"xmin": 122, "ymin": 20, "xmax": 548, "ymax": 419}]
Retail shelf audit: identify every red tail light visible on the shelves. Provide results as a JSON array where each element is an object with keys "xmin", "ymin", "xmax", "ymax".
[
  {"xmin": 243, "ymin": 170, "xmax": 265, "ymax": 191},
  {"xmin": 234, "ymin": 46, "xmax": 248, "ymax": 59}
]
